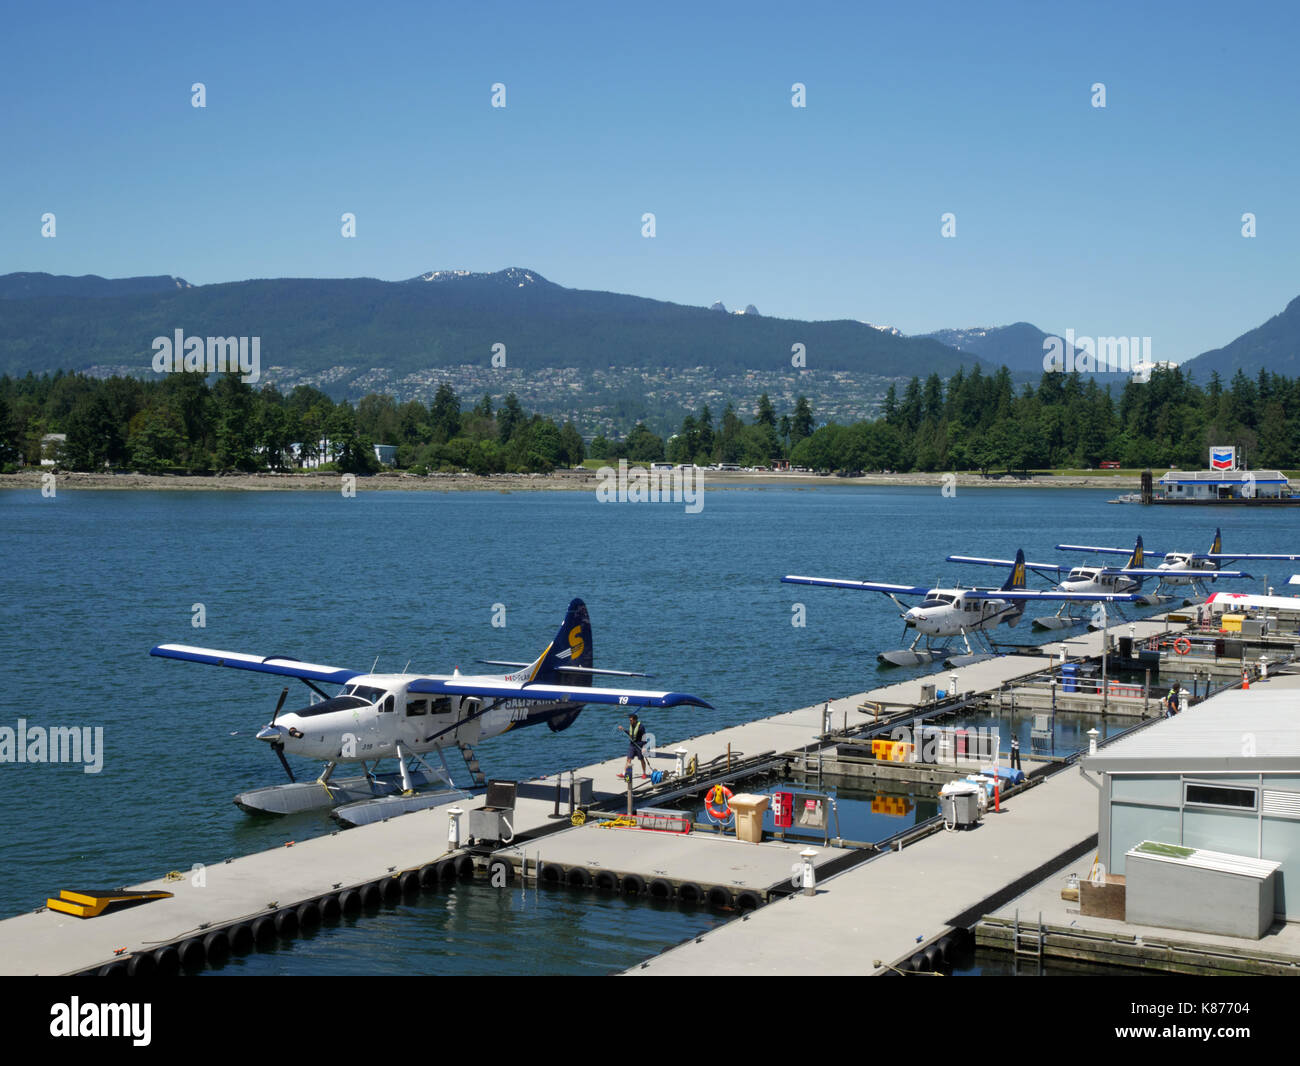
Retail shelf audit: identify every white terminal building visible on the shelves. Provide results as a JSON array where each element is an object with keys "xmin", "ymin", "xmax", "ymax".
[{"xmin": 1086, "ymin": 685, "xmax": 1300, "ymax": 924}]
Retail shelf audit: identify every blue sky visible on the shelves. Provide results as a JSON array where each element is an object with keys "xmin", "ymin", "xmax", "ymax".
[{"xmin": 2, "ymin": 1, "xmax": 1297, "ymax": 363}]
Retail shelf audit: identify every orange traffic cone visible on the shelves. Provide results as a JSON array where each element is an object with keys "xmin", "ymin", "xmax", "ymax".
[{"xmin": 1241, "ymin": 667, "xmax": 1250, "ymax": 690}]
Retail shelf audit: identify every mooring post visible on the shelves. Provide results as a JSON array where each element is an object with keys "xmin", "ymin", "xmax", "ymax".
[
  {"xmin": 801, "ymin": 849, "xmax": 818, "ymax": 897},
  {"xmin": 446, "ymin": 807, "xmax": 463, "ymax": 853}
]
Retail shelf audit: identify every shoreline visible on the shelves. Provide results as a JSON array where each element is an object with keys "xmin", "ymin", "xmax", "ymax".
[{"xmin": 2, "ymin": 470, "xmax": 1133, "ymax": 492}]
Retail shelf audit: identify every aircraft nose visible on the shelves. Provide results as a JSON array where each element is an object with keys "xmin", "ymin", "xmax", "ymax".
[{"xmin": 256, "ymin": 724, "xmax": 284, "ymax": 743}]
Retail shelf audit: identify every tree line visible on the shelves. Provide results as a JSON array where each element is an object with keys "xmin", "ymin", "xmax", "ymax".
[
  {"xmin": 0, "ymin": 372, "xmax": 585, "ymax": 475},
  {"xmin": 593, "ymin": 365, "xmax": 1295, "ymax": 473},
  {"xmin": 1, "ymin": 363, "xmax": 1290, "ymax": 477}
]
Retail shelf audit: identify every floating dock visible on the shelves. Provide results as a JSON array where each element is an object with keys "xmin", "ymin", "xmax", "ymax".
[
  {"xmin": 2, "ymin": 612, "xmax": 1291, "ymax": 976},
  {"xmin": 625, "ymin": 755, "xmax": 1101, "ymax": 975}
]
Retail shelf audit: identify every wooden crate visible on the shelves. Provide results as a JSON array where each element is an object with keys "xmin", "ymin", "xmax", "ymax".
[{"xmin": 1080, "ymin": 874, "xmax": 1127, "ymax": 920}]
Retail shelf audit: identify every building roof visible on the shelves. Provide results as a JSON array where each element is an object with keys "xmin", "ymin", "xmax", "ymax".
[
  {"xmin": 1159, "ymin": 469, "xmax": 1287, "ymax": 484},
  {"xmin": 1086, "ymin": 684, "xmax": 1300, "ymax": 773}
]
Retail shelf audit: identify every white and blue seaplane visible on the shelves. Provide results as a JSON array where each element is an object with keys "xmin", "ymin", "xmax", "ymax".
[
  {"xmin": 947, "ymin": 536, "xmax": 1252, "ymax": 630},
  {"xmin": 151, "ymin": 599, "xmax": 710, "ymax": 821},
  {"xmin": 783, "ymin": 550, "xmax": 1143, "ymax": 667},
  {"xmin": 1056, "ymin": 528, "xmax": 1289, "ymax": 598}
]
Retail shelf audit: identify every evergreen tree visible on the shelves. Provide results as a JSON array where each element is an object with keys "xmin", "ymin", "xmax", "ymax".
[
  {"xmin": 497, "ymin": 393, "xmax": 524, "ymax": 442},
  {"xmin": 792, "ymin": 395, "xmax": 813, "ymax": 442},
  {"xmin": 430, "ymin": 384, "xmax": 462, "ymax": 443}
]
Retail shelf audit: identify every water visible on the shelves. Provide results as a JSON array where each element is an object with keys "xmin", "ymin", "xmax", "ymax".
[
  {"xmin": 671, "ymin": 775, "xmax": 942, "ymax": 843},
  {"xmin": 3, "ymin": 484, "xmax": 1295, "ymax": 973}
]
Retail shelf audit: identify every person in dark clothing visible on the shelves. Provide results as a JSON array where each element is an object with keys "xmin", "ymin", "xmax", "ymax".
[
  {"xmin": 619, "ymin": 712, "xmax": 649, "ymax": 778},
  {"xmin": 1009, "ymin": 734, "xmax": 1021, "ymax": 771},
  {"xmin": 1164, "ymin": 681, "xmax": 1181, "ymax": 717}
]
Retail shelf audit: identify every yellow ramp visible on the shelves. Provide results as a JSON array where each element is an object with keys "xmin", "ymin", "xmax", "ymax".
[{"xmin": 45, "ymin": 889, "xmax": 172, "ymax": 919}]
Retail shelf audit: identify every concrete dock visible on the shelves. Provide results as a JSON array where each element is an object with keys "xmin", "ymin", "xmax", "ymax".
[
  {"xmin": 0, "ymin": 613, "xmax": 1217, "ymax": 976},
  {"xmin": 492, "ymin": 823, "xmax": 852, "ymax": 907},
  {"xmin": 624, "ymin": 757, "xmax": 1100, "ymax": 975}
]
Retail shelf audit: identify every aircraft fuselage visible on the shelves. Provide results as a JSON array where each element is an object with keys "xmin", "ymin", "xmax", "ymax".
[
  {"xmin": 257, "ymin": 673, "xmax": 580, "ymax": 765},
  {"xmin": 905, "ymin": 591, "xmax": 1022, "ymax": 637}
]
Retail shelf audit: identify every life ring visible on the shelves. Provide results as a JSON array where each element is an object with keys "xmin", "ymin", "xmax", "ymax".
[
  {"xmin": 1173, "ymin": 637, "xmax": 1191, "ymax": 655},
  {"xmin": 705, "ymin": 785, "xmax": 734, "ymax": 820}
]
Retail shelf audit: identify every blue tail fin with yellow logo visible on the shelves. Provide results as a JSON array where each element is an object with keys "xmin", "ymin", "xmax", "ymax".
[
  {"xmin": 1126, "ymin": 536, "xmax": 1145, "ymax": 569},
  {"xmin": 1209, "ymin": 527, "xmax": 1222, "ymax": 557},
  {"xmin": 526, "ymin": 598, "xmax": 594, "ymax": 685},
  {"xmin": 1000, "ymin": 549, "xmax": 1028, "ymax": 591}
]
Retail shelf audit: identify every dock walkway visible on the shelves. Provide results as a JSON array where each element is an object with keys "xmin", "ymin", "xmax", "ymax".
[{"xmin": 626, "ymin": 763, "xmax": 1099, "ymax": 975}]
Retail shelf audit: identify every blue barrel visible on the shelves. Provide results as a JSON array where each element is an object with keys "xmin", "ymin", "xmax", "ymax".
[{"xmin": 1061, "ymin": 663, "xmax": 1078, "ymax": 693}]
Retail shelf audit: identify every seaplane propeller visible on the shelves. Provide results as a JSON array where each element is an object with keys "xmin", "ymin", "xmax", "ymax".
[{"xmin": 255, "ymin": 687, "xmax": 296, "ymax": 783}]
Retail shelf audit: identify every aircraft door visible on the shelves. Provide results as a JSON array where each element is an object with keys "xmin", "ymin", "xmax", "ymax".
[
  {"xmin": 455, "ymin": 696, "xmax": 484, "ymax": 746},
  {"xmin": 372, "ymin": 691, "xmax": 399, "ymax": 752}
]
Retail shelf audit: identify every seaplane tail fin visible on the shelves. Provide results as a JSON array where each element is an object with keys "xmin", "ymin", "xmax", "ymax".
[
  {"xmin": 513, "ymin": 598, "xmax": 594, "ymax": 686},
  {"xmin": 1210, "ymin": 527, "xmax": 1222, "ymax": 560},
  {"xmin": 1127, "ymin": 536, "xmax": 1145, "ymax": 569},
  {"xmin": 1000, "ymin": 549, "xmax": 1028, "ymax": 591}
]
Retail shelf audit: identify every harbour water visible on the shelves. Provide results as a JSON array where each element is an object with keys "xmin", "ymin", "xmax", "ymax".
[{"xmin": 4, "ymin": 483, "xmax": 1296, "ymax": 974}]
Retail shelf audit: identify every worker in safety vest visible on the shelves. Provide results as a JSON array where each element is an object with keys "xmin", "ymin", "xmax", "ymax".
[
  {"xmin": 619, "ymin": 712, "xmax": 649, "ymax": 778},
  {"xmin": 1164, "ymin": 681, "xmax": 1181, "ymax": 717}
]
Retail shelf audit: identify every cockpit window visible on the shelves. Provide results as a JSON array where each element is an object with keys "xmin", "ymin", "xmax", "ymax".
[
  {"xmin": 342, "ymin": 684, "xmax": 385, "ymax": 704},
  {"xmin": 297, "ymin": 695, "xmax": 370, "ymax": 718},
  {"xmin": 920, "ymin": 594, "xmax": 954, "ymax": 608}
]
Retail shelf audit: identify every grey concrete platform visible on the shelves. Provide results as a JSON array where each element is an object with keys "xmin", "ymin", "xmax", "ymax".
[
  {"xmin": 494, "ymin": 821, "xmax": 851, "ymax": 899},
  {"xmin": 625, "ymin": 764, "xmax": 1100, "ymax": 975},
  {"xmin": 0, "ymin": 801, "xmax": 471, "ymax": 975}
]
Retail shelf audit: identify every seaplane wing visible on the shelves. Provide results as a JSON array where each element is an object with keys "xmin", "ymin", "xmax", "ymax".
[
  {"xmin": 151, "ymin": 644, "xmax": 361, "ymax": 685},
  {"xmin": 1104, "ymin": 566, "xmax": 1251, "ymax": 579},
  {"xmin": 1055, "ymin": 543, "xmax": 1137, "ymax": 556},
  {"xmin": 407, "ymin": 677, "xmax": 712, "ymax": 709},
  {"xmin": 946, "ymin": 555, "xmax": 1067, "ymax": 574},
  {"xmin": 964, "ymin": 590, "xmax": 1143, "ymax": 602},
  {"xmin": 781, "ymin": 576, "xmax": 931, "ymax": 595}
]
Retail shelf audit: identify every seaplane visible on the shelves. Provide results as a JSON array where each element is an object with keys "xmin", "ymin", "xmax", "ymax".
[
  {"xmin": 1057, "ymin": 528, "xmax": 1291, "ymax": 598},
  {"xmin": 782, "ymin": 551, "xmax": 1143, "ymax": 667},
  {"xmin": 947, "ymin": 536, "xmax": 1251, "ymax": 630},
  {"xmin": 151, "ymin": 598, "xmax": 711, "ymax": 821}
]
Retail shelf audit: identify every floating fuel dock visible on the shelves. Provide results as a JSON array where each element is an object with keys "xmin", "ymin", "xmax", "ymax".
[{"xmin": 3, "ymin": 614, "xmax": 1298, "ymax": 977}]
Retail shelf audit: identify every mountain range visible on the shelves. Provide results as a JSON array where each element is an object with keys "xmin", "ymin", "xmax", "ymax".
[
  {"xmin": 0, "ymin": 268, "xmax": 970, "ymax": 384},
  {"xmin": 0, "ymin": 268, "xmax": 1294, "ymax": 391}
]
